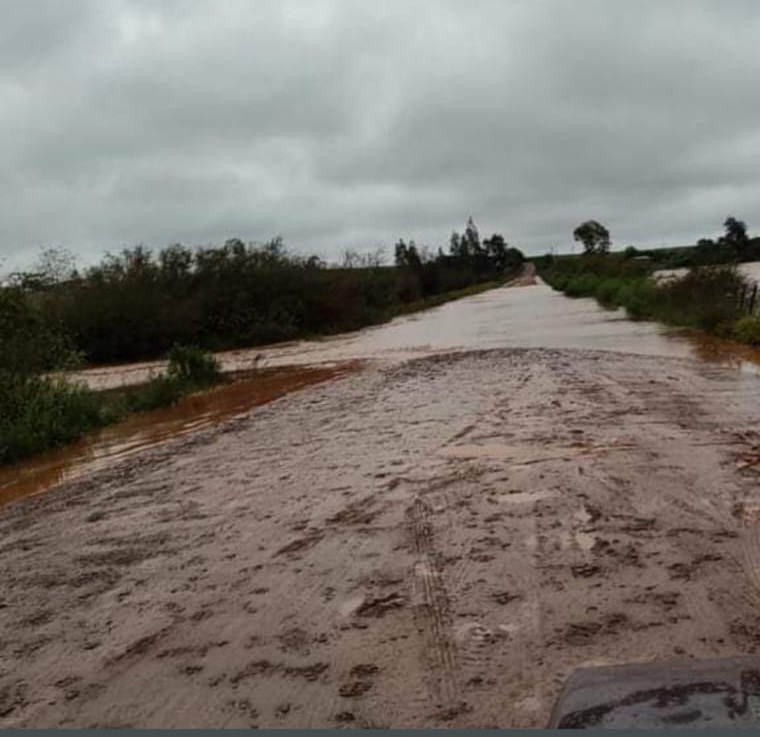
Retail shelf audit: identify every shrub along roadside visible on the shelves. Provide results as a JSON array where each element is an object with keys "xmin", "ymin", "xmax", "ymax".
[
  {"xmin": 0, "ymin": 376, "xmax": 106, "ymax": 464},
  {"xmin": 0, "ymin": 344, "xmax": 222, "ymax": 465},
  {"xmin": 536, "ymin": 254, "xmax": 755, "ymax": 342},
  {"xmin": 0, "ymin": 274, "xmax": 503, "ymax": 465},
  {"xmin": 114, "ymin": 345, "xmax": 222, "ymax": 414},
  {"xmin": 733, "ymin": 315, "xmax": 760, "ymax": 345}
]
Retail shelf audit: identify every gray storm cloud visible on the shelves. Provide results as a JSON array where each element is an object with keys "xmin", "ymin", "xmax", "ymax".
[{"xmin": 2, "ymin": 0, "xmax": 760, "ymax": 269}]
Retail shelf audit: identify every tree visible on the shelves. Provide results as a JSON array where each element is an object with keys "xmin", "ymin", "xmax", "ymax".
[
  {"xmin": 341, "ymin": 249, "xmax": 362, "ymax": 268},
  {"xmin": 394, "ymin": 239, "xmax": 422, "ymax": 272},
  {"xmin": 449, "ymin": 231, "xmax": 465, "ymax": 258},
  {"xmin": 405, "ymin": 241, "xmax": 422, "ymax": 272},
  {"xmin": 483, "ymin": 233, "xmax": 506, "ymax": 266},
  {"xmin": 462, "ymin": 216, "xmax": 482, "ymax": 256},
  {"xmin": 394, "ymin": 239, "xmax": 409, "ymax": 267},
  {"xmin": 35, "ymin": 247, "xmax": 78, "ymax": 285},
  {"xmin": 573, "ymin": 220, "xmax": 611, "ymax": 255},
  {"xmin": 721, "ymin": 216, "xmax": 748, "ymax": 252},
  {"xmin": 159, "ymin": 243, "xmax": 193, "ymax": 283}
]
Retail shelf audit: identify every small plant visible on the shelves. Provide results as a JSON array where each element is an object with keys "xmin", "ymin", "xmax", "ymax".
[
  {"xmin": 166, "ymin": 345, "xmax": 221, "ymax": 386},
  {"xmin": 733, "ymin": 316, "xmax": 760, "ymax": 345},
  {"xmin": 126, "ymin": 374, "xmax": 187, "ymax": 412}
]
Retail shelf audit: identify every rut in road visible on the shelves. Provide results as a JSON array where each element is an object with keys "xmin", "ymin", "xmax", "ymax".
[{"xmin": 408, "ymin": 495, "xmax": 459, "ymax": 711}]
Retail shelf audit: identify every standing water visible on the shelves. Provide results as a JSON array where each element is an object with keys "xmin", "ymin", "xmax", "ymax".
[
  {"xmin": 5, "ymin": 272, "xmax": 760, "ymax": 505},
  {"xmin": 76, "ymin": 273, "xmax": 760, "ymax": 390}
]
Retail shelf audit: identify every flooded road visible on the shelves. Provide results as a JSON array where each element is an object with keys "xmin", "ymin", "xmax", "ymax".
[
  {"xmin": 7, "ymin": 271, "xmax": 760, "ymax": 728},
  {"xmin": 0, "ymin": 364, "xmax": 359, "ymax": 508},
  {"xmin": 10, "ymin": 273, "xmax": 760, "ymax": 507},
  {"xmin": 77, "ymin": 275, "xmax": 760, "ymax": 391}
]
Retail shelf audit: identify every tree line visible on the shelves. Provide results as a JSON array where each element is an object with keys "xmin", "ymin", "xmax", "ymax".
[
  {"xmin": 568, "ymin": 216, "xmax": 760, "ymax": 267},
  {"xmin": 3, "ymin": 218, "xmax": 524, "ymax": 366}
]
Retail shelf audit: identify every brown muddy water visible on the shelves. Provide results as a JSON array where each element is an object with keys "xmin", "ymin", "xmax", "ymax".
[
  {"xmin": 8, "ymin": 277, "xmax": 760, "ymax": 506},
  {"xmin": 76, "ymin": 277, "xmax": 760, "ymax": 391},
  {"xmin": 0, "ymin": 363, "xmax": 359, "ymax": 508}
]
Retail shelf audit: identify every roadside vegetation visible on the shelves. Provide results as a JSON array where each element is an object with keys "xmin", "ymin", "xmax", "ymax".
[
  {"xmin": 8, "ymin": 218, "xmax": 522, "ymax": 365},
  {"xmin": 0, "ymin": 305, "xmax": 222, "ymax": 464},
  {"xmin": 613, "ymin": 215, "xmax": 760, "ymax": 269},
  {"xmin": 0, "ymin": 218, "xmax": 523, "ymax": 464},
  {"xmin": 537, "ymin": 216, "xmax": 760, "ymax": 343}
]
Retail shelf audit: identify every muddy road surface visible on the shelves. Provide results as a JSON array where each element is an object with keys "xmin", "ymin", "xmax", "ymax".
[{"xmin": 5, "ymin": 343, "xmax": 760, "ymax": 727}]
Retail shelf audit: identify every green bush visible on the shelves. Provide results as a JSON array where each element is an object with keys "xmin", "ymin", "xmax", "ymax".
[
  {"xmin": 653, "ymin": 266, "xmax": 744, "ymax": 332},
  {"xmin": 0, "ymin": 286, "xmax": 101, "ymax": 463},
  {"xmin": 124, "ymin": 375, "xmax": 187, "ymax": 413},
  {"xmin": 733, "ymin": 316, "xmax": 760, "ymax": 345},
  {"xmin": 124, "ymin": 346, "xmax": 222, "ymax": 413},
  {"xmin": 617, "ymin": 281, "xmax": 656, "ymax": 320},
  {"xmin": 0, "ymin": 343, "xmax": 224, "ymax": 464},
  {"xmin": 539, "ymin": 258, "xmax": 748, "ymax": 335},
  {"xmin": 0, "ymin": 376, "xmax": 105, "ymax": 464},
  {"xmin": 166, "ymin": 344, "xmax": 221, "ymax": 386},
  {"xmin": 594, "ymin": 278, "xmax": 626, "ymax": 306}
]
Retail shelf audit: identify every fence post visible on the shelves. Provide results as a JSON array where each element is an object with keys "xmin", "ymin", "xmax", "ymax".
[{"xmin": 750, "ymin": 284, "xmax": 758, "ymax": 315}]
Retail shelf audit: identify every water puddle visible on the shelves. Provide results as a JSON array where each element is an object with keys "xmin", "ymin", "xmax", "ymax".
[{"xmin": 0, "ymin": 362, "xmax": 359, "ymax": 508}]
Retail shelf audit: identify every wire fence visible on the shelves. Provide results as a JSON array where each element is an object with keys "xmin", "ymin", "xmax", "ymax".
[{"xmin": 738, "ymin": 282, "xmax": 759, "ymax": 314}]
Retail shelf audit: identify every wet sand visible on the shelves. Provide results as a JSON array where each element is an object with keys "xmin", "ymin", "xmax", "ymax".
[{"xmin": 5, "ymin": 346, "xmax": 760, "ymax": 727}]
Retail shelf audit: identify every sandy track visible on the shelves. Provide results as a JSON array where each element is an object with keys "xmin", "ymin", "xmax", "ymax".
[{"xmin": 4, "ymin": 348, "xmax": 760, "ymax": 727}]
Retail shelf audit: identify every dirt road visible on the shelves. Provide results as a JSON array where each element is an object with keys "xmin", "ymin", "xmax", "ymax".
[{"xmin": 4, "ymin": 347, "xmax": 760, "ymax": 727}]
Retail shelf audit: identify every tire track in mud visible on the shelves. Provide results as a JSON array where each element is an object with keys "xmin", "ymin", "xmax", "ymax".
[
  {"xmin": 405, "ymin": 495, "xmax": 461, "ymax": 717},
  {"xmin": 10, "ymin": 348, "xmax": 760, "ymax": 728},
  {"xmin": 734, "ymin": 501, "xmax": 760, "ymax": 608}
]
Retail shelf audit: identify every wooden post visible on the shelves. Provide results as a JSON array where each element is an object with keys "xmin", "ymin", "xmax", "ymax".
[{"xmin": 750, "ymin": 284, "xmax": 758, "ymax": 315}]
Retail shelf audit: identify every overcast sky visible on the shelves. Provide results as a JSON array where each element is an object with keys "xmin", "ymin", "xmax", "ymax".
[{"xmin": 2, "ymin": 0, "xmax": 760, "ymax": 270}]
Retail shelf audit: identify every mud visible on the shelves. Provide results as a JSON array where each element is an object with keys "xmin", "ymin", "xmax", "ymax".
[
  {"xmin": 0, "ymin": 363, "xmax": 359, "ymax": 508},
  {"xmin": 5, "ymin": 346, "xmax": 760, "ymax": 727}
]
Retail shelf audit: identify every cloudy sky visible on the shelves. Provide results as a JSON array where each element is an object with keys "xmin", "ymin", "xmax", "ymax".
[{"xmin": 2, "ymin": 0, "xmax": 760, "ymax": 269}]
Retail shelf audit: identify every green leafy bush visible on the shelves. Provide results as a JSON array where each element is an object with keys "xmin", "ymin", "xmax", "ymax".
[
  {"xmin": 0, "ymin": 376, "xmax": 105, "ymax": 464},
  {"xmin": 653, "ymin": 266, "xmax": 744, "ymax": 332},
  {"xmin": 166, "ymin": 344, "xmax": 221, "ymax": 385},
  {"xmin": 733, "ymin": 316, "xmax": 760, "ymax": 345},
  {"xmin": 124, "ymin": 346, "xmax": 221, "ymax": 413},
  {"xmin": 539, "ymin": 257, "xmax": 747, "ymax": 334}
]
